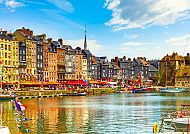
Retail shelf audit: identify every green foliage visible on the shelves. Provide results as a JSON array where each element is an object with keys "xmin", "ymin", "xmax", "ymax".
[{"xmin": 157, "ymin": 69, "xmax": 165, "ymax": 85}]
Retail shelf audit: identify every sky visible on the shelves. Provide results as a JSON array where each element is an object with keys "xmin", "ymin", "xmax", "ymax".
[{"xmin": 1, "ymin": 0, "xmax": 190, "ymax": 60}]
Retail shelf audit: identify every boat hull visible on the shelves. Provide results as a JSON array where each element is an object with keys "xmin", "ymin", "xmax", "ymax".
[
  {"xmin": 66, "ymin": 92, "xmax": 87, "ymax": 96},
  {"xmin": 164, "ymin": 117, "xmax": 190, "ymax": 131},
  {"xmin": 0, "ymin": 95, "xmax": 15, "ymax": 101},
  {"xmin": 160, "ymin": 88, "xmax": 187, "ymax": 93},
  {"xmin": 0, "ymin": 126, "xmax": 10, "ymax": 134}
]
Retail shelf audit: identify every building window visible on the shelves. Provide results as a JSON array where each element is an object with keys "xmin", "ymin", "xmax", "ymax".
[
  {"xmin": 23, "ymin": 56, "xmax": 25, "ymax": 61},
  {"xmin": 8, "ymin": 45, "xmax": 11, "ymax": 51}
]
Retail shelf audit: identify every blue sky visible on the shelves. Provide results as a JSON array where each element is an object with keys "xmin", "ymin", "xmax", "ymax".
[{"xmin": 1, "ymin": 0, "xmax": 190, "ymax": 60}]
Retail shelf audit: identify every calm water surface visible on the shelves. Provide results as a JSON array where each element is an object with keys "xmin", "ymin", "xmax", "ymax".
[{"xmin": 0, "ymin": 93, "xmax": 190, "ymax": 134}]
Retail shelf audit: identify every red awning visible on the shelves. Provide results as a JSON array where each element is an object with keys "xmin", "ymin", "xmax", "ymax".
[
  {"xmin": 97, "ymin": 81, "xmax": 109, "ymax": 85},
  {"xmin": 67, "ymin": 80, "xmax": 86, "ymax": 85}
]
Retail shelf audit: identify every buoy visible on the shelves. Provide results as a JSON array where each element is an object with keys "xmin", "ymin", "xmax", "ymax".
[
  {"xmin": 153, "ymin": 122, "xmax": 159, "ymax": 133},
  {"xmin": 26, "ymin": 129, "xmax": 30, "ymax": 133}
]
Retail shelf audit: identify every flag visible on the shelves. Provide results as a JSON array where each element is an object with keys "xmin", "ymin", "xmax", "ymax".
[{"xmin": 15, "ymin": 100, "xmax": 27, "ymax": 111}]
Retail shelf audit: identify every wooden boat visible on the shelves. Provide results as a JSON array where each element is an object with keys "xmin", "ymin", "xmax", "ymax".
[
  {"xmin": 78, "ymin": 92, "xmax": 87, "ymax": 96},
  {"xmin": 161, "ymin": 104, "xmax": 190, "ymax": 133},
  {"xmin": 116, "ymin": 90, "xmax": 129, "ymax": 93},
  {"xmin": 0, "ymin": 126, "xmax": 10, "ymax": 134},
  {"xmin": 66, "ymin": 92, "xmax": 86, "ymax": 96},
  {"xmin": 159, "ymin": 87, "xmax": 187, "ymax": 93},
  {"xmin": 131, "ymin": 87, "xmax": 152, "ymax": 93},
  {"xmin": 0, "ymin": 94, "xmax": 15, "ymax": 100}
]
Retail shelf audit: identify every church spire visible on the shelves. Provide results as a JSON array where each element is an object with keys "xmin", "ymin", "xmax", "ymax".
[{"xmin": 84, "ymin": 24, "xmax": 87, "ymax": 50}]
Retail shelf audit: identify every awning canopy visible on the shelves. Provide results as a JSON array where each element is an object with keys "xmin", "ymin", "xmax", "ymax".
[
  {"xmin": 67, "ymin": 80, "xmax": 86, "ymax": 85},
  {"xmin": 108, "ymin": 82, "xmax": 117, "ymax": 85},
  {"xmin": 89, "ymin": 80, "xmax": 99, "ymax": 84},
  {"xmin": 97, "ymin": 81, "xmax": 109, "ymax": 85},
  {"xmin": 47, "ymin": 81, "xmax": 60, "ymax": 85},
  {"xmin": 20, "ymin": 82, "xmax": 41, "ymax": 85}
]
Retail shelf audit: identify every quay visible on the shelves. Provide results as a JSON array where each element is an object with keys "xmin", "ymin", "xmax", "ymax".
[
  {"xmin": 13, "ymin": 88, "xmax": 119, "ymax": 99},
  {"xmin": 8, "ymin": 86, "xmax": 190, "ymax": 100}
]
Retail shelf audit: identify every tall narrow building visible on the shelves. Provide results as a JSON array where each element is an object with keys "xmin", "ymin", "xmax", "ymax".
[
  {"xmin": 84, "ymin": 25, "xmax": 87, "ymax": 50},
  {"xmin": 82, "ymin": 26, "xmax": 92, "ymax": 80}
]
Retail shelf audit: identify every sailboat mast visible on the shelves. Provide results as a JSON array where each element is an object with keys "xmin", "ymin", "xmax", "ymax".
[{"xmin": 165, "ymin": 62, "xmax": 167, "ymax": 87}]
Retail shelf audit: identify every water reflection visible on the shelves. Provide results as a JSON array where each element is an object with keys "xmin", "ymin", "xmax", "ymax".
[{"xmin": 0, "ymin": 93, "xmax": 189, "ymax": 133}]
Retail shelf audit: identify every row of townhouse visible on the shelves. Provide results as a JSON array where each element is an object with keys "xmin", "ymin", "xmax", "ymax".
[
  {"xmin": 0, "ymin": 27, "xmax": 93, "ymax": 89},
  {"xmin": 0, "ymin": 27, "xmax": 159, "ymax": 90},
  {"xmin": 90, "ymin": 56, "xmax": 159, "ymax": 81}
]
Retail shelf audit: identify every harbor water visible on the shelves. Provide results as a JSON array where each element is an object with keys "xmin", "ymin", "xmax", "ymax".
[{"xmin": 0, "ymin": 93, "xmax": 190, "ymax": 134}]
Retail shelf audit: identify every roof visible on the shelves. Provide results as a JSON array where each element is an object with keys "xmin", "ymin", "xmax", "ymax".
[
  {"xmin": 92, "ymin": 56, "xmax": 97, "ymax": 64},
  {"xmin": 52, "ymin": 41, "xmax": 60, "ymax": 47},
  {"xmin": 82, "ymin": 50, "xmax": 92, "ymax": 55},
  {"xmin": 0, "ymin": 34, "xmax": 13, "ymax": 40},
  {"xmin": 161, "ymin": 52, "xmax": 185, "ymax": 62},
  {"xmin": 108, "ymin": 62, "xmax": 113, "ymax": 68},
  {"xmin": 140, "ymin": 59, "xmax": 149, "ymax": 66},
  {"xmin": 148, "ymin": 65, "xmax": 158, "ymax": 72}
]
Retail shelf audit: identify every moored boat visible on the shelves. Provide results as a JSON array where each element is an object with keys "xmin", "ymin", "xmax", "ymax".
[
  {"xmin": 66, "ymin": 92, "xmax": 87, "ymax": 96},
  {"xmin": 159, "ymin": 87, "xmax": 187, "ymax": 93},
  {"xmin": 78, "ymin": 92, "xmax": 86, "ymax": 96},
  {"xmin": 0, "ymin": 94, "xmax": 15, "ymax": 100},
  {"xmin": 0, "ymin": 126, "xmax": 10, "ymax": 134}
]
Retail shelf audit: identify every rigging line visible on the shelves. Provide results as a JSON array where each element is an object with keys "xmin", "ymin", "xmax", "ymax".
[{"xmin": 183, "ymin": 37, "xmax": 190, "ymax": 56}]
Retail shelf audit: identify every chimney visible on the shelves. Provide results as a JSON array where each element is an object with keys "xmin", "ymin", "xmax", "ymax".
[
  {"xmin": 115, "ymin": 56, "xmax": 118, "ymax": 65},
  {"xmin": 143, "ymin": 57, "xmax": 146, "ymax": 61},
  {"xmin": 187, "ymin": 53, "xmax": 190, "ymax": 57},
  {"xmin": 42, "ymin": 34, "xmax": 46, "ymax": 40},
  {"xmin": 123, "ymin": 56, "xmax": 126, "ymax": 61},
  {"xmin": 47, "ymin": 38, "xmax": 52, "ymax": 43},
  {"xmin": 30, "ymin": 30, "xmax": 33, "ymax": 37},
  {"xmin": 1, "ymin": 30, "xmax": 7, "ymax": 34},
  {"xmin": 58, "ymin": 38, "xmax": 63, "ymax": 45}
]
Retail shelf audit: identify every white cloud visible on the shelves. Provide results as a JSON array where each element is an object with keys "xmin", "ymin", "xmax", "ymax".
[
  {"xmin": 166, "ymin": 34, "xmax": 190, "ymax": 55},
  {"xmin": 136, "ymin": 47, "xmax": 147, "ymax": 51},
  {"xmin": 47, "ymin": 0, "xmax": 74, "ymax": 13},
  {"xmin": 104, "ymin": 0, "xmax": 190, "ymax": 30},
  {"xmin": 121, "ymin": 41, "xmax": 157, "ymax": 46},
  {"xmin": 166, "ymin": 34, "xmax": 190, "ymax": 46},
  {"xmin": 122, "ymin": 42, "xmax": 143, "ymax": 46},
  {"xmin": 125, "ymin": 34, "xmax": 140, "ymax": 40},
  {"xmin": 20, "ymin": 0, "xmax": 45, "ymax": 5},
  {"xmin": 5, "ymin": 0, "xmax": 24, "ymax": 8},
  {"xmin": 64, "ymin": 39, "xmax": 104, "ymax": 55}
]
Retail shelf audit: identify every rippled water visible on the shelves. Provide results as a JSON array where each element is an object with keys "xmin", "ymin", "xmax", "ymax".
[{"xmin": 0, "ymin": 93, "xmax": 190, "ymax": 134}]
